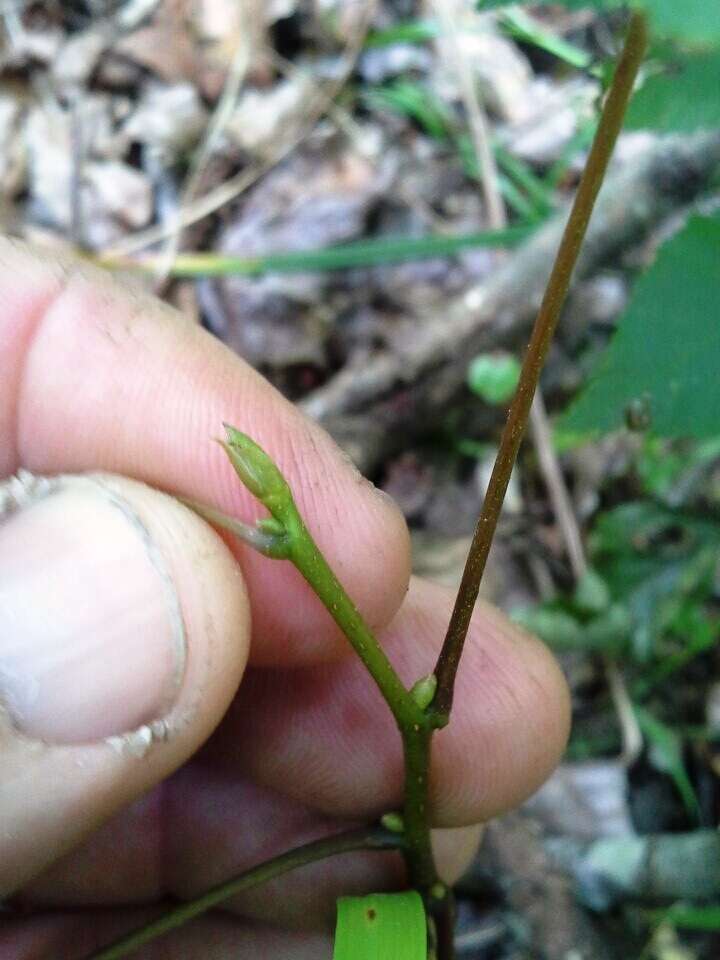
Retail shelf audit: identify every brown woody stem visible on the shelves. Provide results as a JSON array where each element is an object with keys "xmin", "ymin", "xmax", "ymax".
[{"xmin": 432, "ymin": 11, "xmax": 648, "ymax": 722}]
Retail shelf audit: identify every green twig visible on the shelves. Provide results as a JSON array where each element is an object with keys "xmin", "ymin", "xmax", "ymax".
[
  {"xmin": 220, "ymin": 427, "xmax": 427, "ymax": 732},
  {"xmin": 432, "ymin": 11, "xmax": 649, "ymax": 722},
  {"xmin": 401, "ymin": 725, "xmax": 435, "ymax": 887},
  {"xmin": 84, "ymin": 827, "xmax": 402, "ymax": 960},
  {"xmin": 209, "ymin": 428, "xmax": 440, "ymax": 900}
]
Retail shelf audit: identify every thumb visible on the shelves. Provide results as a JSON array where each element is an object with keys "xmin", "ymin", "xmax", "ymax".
[{"xmin": 0, "ymin": 471, "xmax": 249, "ymax": 896}]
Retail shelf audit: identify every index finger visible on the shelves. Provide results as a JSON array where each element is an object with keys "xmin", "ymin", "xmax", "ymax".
[{"xmin": 0, "ymin": 238, "xmax": 411, "ymax": 665}]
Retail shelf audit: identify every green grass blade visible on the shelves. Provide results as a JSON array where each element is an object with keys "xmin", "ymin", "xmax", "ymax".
[
  {"xmin": 498, "ymin": 7, "xmax": 592, "ymax": 70},
  {"xmin": 364, "ymin": 80, "xmax": 453, "ymax": 142},
  {"xmin": 364, "ymin": 19, "xmax": 439, "ymax": 48},
  {"xmin": 494, "ymin": 145, "xmax": 553, "ymax": 216},
  {"xmin": 635, "ymin": 706, "xmax": 701, "ymax": 822},
  {"xmin": 126, "ymin": 227, "xmax": 531, "ymax": 278},
  {"xmin": 333, "ymin": 892, "xmax": 427, "ymax": 960}
]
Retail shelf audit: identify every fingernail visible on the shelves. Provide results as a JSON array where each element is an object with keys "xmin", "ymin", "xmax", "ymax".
[{"xmin": 0, "ymin": 472, "xmax": 186, "ymax": 744}]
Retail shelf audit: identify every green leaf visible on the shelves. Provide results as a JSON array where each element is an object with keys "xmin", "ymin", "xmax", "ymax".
[
  {"xmin": 626, "ymin": 50, "xmax": 720, "ymax": 132},
  {"xmin": 637, "ymin": 436, "xmax": 720, "ymax": 499},
  {"xmin": 583, "ymin": 603, "xmax": 632, "ymax": 651},
  {"xmin": 635, "ymin": 706, "xmax": 700, "ymax": 821},
  {"xmin": 661, "ymin": 903, "xmax": 720, "ymax": 931},
  {"xmin": 498, "ymin": 7, "xmax": 592, "ymax": 69},
  {"xmin": 364, "ymin": 19, "xmax": 438, "ymax": 48},
  {"xmin": 333, "ymin": 892, "xmax": 427, "ymax": 960},
  {"xmin": 641, "ymin": 0, "xmax": 720, "ymax": 43},
  {"xmin": 513, "ymin": 603, "xmax": 630, "ymax": 654},
  {"xmin": 476, "ymin": 0, "xmax": 720, "ymax": 42},
  {"xmin": 636, "ymin": 600, "xmax": 719, "ymax": 695},
  {"xmin": 512, "ymin": 606, "xmax": 584, "ymax": 649},
  {"xmin": 562, "ymin": 214, "xmax": 720, "ymax": 440},
  {"xmin": 589, "ymin": 501, "xmax": 720, "ymax": 661},
  {"xmin": 517, "ymin": 500, "xmax": 720, "ymax": 665},
  {"xmin": 573, "ymin": 568, "xmax": 611, "ymax": 614},
  {"xmin": 468, "ymin": 353, "xmax": 521, "ymax": 405}
]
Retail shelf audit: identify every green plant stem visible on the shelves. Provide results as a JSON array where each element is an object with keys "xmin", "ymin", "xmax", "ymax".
[
  {"xmin": 431, "ymin": 10, "xmax": 649, "ymax": 722},
  {"xmin": 189, "ymin": 425, "xmax": 442, "ymax": 909},
  {"xmin": 288, "ymin": 519, "xmax": 428, "ymax": 732},
  {"xmin": 291, "ymin": 515, "xmax": 452, "ymax": 942},
  {"xmin": 187, "ymin": 492, "xmax": 444, "ymax": 904},
  {"xmin": 84, "ymin": 827, "xmax": 402, "ymax": 960},
  {"xmin": 401, "ymin": 725, "xmax": 435, "ymax": 887}
]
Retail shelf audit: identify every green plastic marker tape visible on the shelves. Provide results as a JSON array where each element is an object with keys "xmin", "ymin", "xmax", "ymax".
[{"xmin": 333, "ymin": 891, "xmax": 427, "ymax": 960}]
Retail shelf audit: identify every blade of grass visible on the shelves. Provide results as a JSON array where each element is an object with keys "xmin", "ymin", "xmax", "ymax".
[
  {"xmin": 367, "ymin": 78, "xmax": 555, "ymax": 227},
  {"xmin": 364, "ymin": 80, "xmax": 452, "ymax": 140},
  {"xmin": 494, "ymin": 145, "xmax": 554, "ymax": 216},
  {"xmin": 365, "ymin": 19, "xmax": 439, "ymax": 48},
  {"xmin": 497, "ymin": 172, "xmax": 540, "ymax": 221},
  {"xmin": 498, "ymin": 7, "xmax": 593, "ymax": 71},
  {"xmin": 104, "ymin": 226, "xmax": 532, "ymax": 278},
  {"xmin": 635, "ymin": 706, "xmax": 701, "ymax": 822}
]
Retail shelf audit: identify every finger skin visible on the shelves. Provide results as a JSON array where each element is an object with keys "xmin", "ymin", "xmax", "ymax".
[
  {"xmin": 0, "ymin": 237, "xmax": 411, "ymax": 665},
  {"xmin": 214, "ymin": 578, "xmax": 571, "ymax": 826},
  {"xmin": 0, "ymin": 477, "xmax": 249, "ymax": 896},
  {"xmin": 18, "ymin": 767, "xmax": 480, "ymax": 930},
  {"xmin": 1, "ymin": 910, "xmax": 332, "ymax": 960},
  {"xmin": 0, "ymin": 239, "xmax": 569, "ymax": 947},
  {"xmin": 17, "ymin": 574, "xmax": 567, "ymax": 907}
]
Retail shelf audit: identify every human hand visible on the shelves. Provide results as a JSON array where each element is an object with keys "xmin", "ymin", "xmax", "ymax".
[{"xmin": 0, "ymin": 238, "xmax": 570, "ymax": 958}]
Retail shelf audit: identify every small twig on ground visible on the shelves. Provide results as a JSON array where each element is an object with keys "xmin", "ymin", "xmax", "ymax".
[
  {"xmin": 152, "ymin": 13, "xmax": 253, "ymax": 286},
  {"xmin": 530, "ymin": 393, "xmax": 585, "ymax": 581},
  {"xmin": 106, "ymin": 0, "xmax": 377, "ymax": 259},
  {"xmin": 432, "ymin": 0, "xmax": 506, "ymax": 230},
  {"xmin": 604, "ymin": 656, "xmax": 643, "ymax": 764},
  {"xmin": 69, "ymin": 99, "xmax": 86, "ymax": 250},
  {"xmin": 529, "ymin": 391, "xmax": 642, "ymax": 765}
]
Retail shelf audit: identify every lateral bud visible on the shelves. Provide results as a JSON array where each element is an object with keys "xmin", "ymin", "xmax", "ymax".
[
  {"xmin": 380, "ymin": 812, "xmax": 405, "ymax": 834},
  {"xmin": 410, "ymin": 674, "xmax": 437, "ymax": 710}
]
